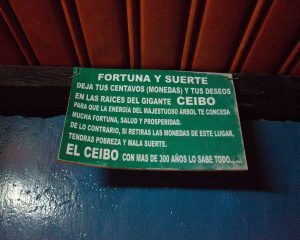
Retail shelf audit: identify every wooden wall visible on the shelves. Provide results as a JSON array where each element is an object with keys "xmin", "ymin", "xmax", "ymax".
[{"xmin": 0, "ymin": 0, "xmax": 299, "ymax": 75}]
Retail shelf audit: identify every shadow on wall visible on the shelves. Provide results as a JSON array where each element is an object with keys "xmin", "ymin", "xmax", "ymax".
[
  {"xmin": 100, "ymin": 119, "xmax": 297, "ymax": 192},
  {"xmin": 0, "ymin": 116, "xmax": 297, "ymax": 192},
  {"xmin": 95, "ymin": 122, "xmax": 267, "ymax": 191}
]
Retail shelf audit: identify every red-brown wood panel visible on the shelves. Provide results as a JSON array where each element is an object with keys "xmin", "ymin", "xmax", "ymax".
[
  {"xmin": 140, "ymin": 0, "xmax": 190, "ymax": 69},
  {"xmin": 192, "ymin": 0, "xmax": 253, "ymax": 72},
  {"xmin": 0, "ymin": 14, "xmax": 26, "ymax": 64},
  {"xmin": 290, "ymin": 60, "xmax": 300, "ymax": 76},
  {"xmin": 0, "ymin": 0, "xmax": 38, "ymax": 64},
  {"xmin": 75, "ymin": 0, "xmax": 129, "ymax": 68},
  {"xmin": 180, "ymin": 0, "xmax": 202, "ymax": 70},
  {"xmin": 279, "ymin": 41, "xmax": 300, "ymax": 74},
  {"xmin": 126, "ymin": 0, "xmax": 139, "ymax": 68},
  {"xmin": 230, "ymin": 0, "xmax": 267, "ymax": 72},
  {"xmin": 61, "ymin": 0, "xmax": 90, "ymax": 67},
  {"xmin": 241, "ymin": 0, "xmax": 300, "ymax": 74},
  {"xmin": 9, "ymin": 0, "xmax": 77, "ymax": 66}
]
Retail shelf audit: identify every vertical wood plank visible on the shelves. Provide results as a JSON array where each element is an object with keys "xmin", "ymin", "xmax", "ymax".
[
  {"xmin": 241, "ymin": 0, "xmax": 300, "ymax": 74},
  {"xmin": 9, "ymin": 0, "xmax": 78, "ymax": 66},
  {"xmin": 126, "ymin": 0, "xmax": 140, "ymax": 68},
  {"xmin": 140, "ymin": 0, "xmax": 190, "ymax": 69},
  {"xmin": 0, "ymin": 14, "xmax": 26, "ymax": 64},
  {"xmin": 0, "ymin": 0, "xmax": 37, "ymax": 64},
  {"xmin": 290, "ymin": 60, "xmax": 300, "ymax": 76},
  {"xmin": 230, "ymin": 0, "xmax": 267, "ymax": 72},
  {"xmin": 60, "ymin": 0, "xmax": 90, "ymax": 67},
  {"xmin": 126, "ymin": 0, "xmax": 139, "ymax": 68},
  {"xmin": 192, "ymin": 0, "xmax": 253, "ymax": 72},
  {"xmin": 278, "ymin": 41, "xmax": 300, "ymax": 75},
  {"xmin": 180, "ymin": 0, "xmax": 202, "ymax": 70},
  {"xmin": 75, "ymin": 0, "xmax": 129, "ymax": 68}
]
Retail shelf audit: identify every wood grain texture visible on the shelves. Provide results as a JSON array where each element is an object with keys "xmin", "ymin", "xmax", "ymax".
[
  {"xmin": 0, "ymin": 0, "xmax": 37, "ymax": 65},
  {"xmin": 0, "ymin": 0, "xmax": 299, "ymax": 77},
  {"xmin": 75, "ymin": 0, "xmax": 129, "ymax": 68},
  {"xmin": 126, "ymin": 0, "xmax": 140, "ymax": 68},
  {"xmin": 192, "ymin": 0, "xmax": 253, "ymax": 72},
  {"xmin": 0, "ymin": 14, "xmax": 26, "ymax": 65},
  {"xmin": 0, "ymin": 65, "xmax": 72, "ymax": 87},
  {"xmin": 278, "ymin": 41, "xmax": 300, "ymax": 75},
  {"xmin": 230, "ymin": 0, "xmax": 267, "ymax": 72},
  {"xmin": 60, "ymin": 0, "xmax": 90, "ymax": 67},
  {"xmin": 0, "ymin": 65, "xmax": 300, "ymax": 120},
  {"xmin": 241, "ymin": 0, "xmax": 300, "ymax": 74},
  {"xmin": 233, "ymin": 73, "xmax": 300, "ymax": 120},
  {"xmin": 0, "ymin": 65, "xmax": 72, "ymax": 116},
  {"xmin": 180, "ymin": 0, "xmax": 202, "ymax": 70},
  {"xmin": 290, "ymin": 60, "xmax": 300, "ymax": 76},
  {"xmin": 140, "ymin": 0, "xmax": 190, "ymax": 69},
  {"xmin": 8, "ymin": 0, "xmax": 77, "ymax": 66}
]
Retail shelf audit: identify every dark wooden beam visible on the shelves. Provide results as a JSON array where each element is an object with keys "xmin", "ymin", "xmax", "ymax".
[
  {"xmin": 233, "ymin": 73, "xmax": 300, "ymax": 121},
  {"xmin": 0, "ymin": 65, "xmax": 299, "ymax": 120},
  {"xmin": 0, "ymin": 65, "xmax": 72, "ymax": 116}
]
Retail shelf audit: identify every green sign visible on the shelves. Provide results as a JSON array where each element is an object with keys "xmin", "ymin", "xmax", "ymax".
[{"xmin": 58, "ymin": 68, "xmax": 247, "ymax": 171}]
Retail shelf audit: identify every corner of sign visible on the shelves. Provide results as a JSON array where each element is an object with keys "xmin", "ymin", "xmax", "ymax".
[
  {"xmin": 227, "ymin": 73, "xmax": 234, "ymax": 81},
  {"xmin": 70, "ymin": 67, "xmax": 81, "ymax": 79}
]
